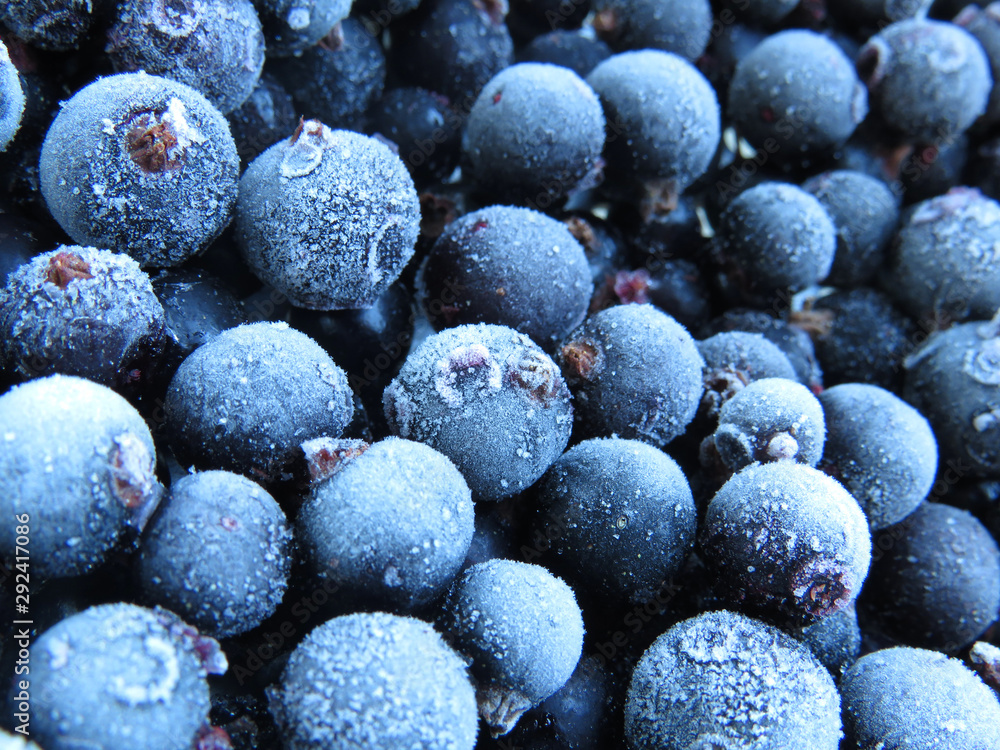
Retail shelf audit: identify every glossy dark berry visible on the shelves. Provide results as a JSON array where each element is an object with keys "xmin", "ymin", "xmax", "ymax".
[
  {"xmin": 107, "ymin": 0, "xmax": 265, "ymax": 114},
  {"xmin": 697, "ymin": 331, "xmax": 798, "ymax": 418},
  {"xmin": 705, "ymin": 377, "xmax": 826, "ymax": 473},
  {"xmin": 462, "ymin": 63, "xmax": 605, "ymax": 207},
  {"xmin": 227, "ymin": 73, "xmax": 298, "ymax": 172},
  {"xmin": 0, "ymin": 40, "xmax": 24, "ymax": 151},
  {"xmin": 0, "ymin": 0, "xmax": 94, "ymax": 50},
  {"xmin": 517, "ymin": 30, "xmax": 612, "ymax": 79},
  {"xmin": 712, "ymin": 182, "xmax": 836, "ymax": 306},
  {"xmin": 801, "ymin": 170, "xmax": 899, "ymax": 287},
  {"xmin": 624, "ymin": 610, "xmax": 842, "ymax": 750},
  {"xmin": 391, "ymin": 0, "xmax": 514, "ymax": 107},
  {"xmin": 39, "ymin": 72, "xmax": 239, "ymax": 268},
  {"xmin": 701, "ymin": 462, "xmax": 872, "ymax": 626},
  {"xmin": 904, "ymin": 316, "xmax": 1000, "ymax": 478},
  {"xmin": 819, "ymin": 383, "xmax": 937, "ymax": 529},
  {"xmin": 857, "ymin": 18, "xmax": 991, "ymax": 142},
  {"xmin": 592, "ymin": 0, "xmax": 711, "ymax": 60},
  {"xmin": 151, "ymin": 267, "xmax": 248, "ymax": 384},
  {"xmin": 440, "ymin": 559, "xmax": 584, "ymax": 736},
  {"xmin": 861, "ymin": 502, "xmax": 1000, "ymax": 651},
  {"xmin": 298, "ymin": 437, "xmax": 474, "ymax": 612},
  {"xmin": 842, "ymin": 647, "xmax": 1000, "ymax": 749},
  {"xmin": 533, "ymin": 437, "xmax": 697, "ymax": 606},
  {"xmin": 0, "ymin": 246, "xmax": 167, "ymax": 389},
  {"xmin": 27, "ymin": 604, "xmax": 224, "ymax": 750},
  {"xmin": 253, "ymin": 0, "xmax": 351, "ymax": 56},
  {"xmin": 728, "ymin": 30, "xmax": 867, "ymax": 160},
  {"xmin": 0, "ymin": 375, "xmax": 161, "ymax": 580},
  {"xmin": 267, "ymin": 18, "xmax": 386, "ymax": 133},
  {"xmin": 267, "ymin": 612, "xmax": 478, "ymax": 750},
  {"xmin": 384, "ymin": 323, "xmax": 573, "ymax": 500},
  {"xmin": 587, "ymin": 50, "xmax": 720, "ymax": 206},
  {"xmin": 137, "ymin": 470, "xmax": 292, "ymax": 638},
  {"xmin": 559, "ymin": 304, "xmax": 704, "ymax": 447},
  {"xmin": 418, "ymin": 205, "xmax": 592, "ymax": 350},
  {"xmin": 882, "ymin": 187, "xmax": 1000, "ymax": 325},
  {"xmin": 367, "ymin": 87, "xmax": 462, "ymax": 186},
  {"xmin": 236, "ymin": 121, "xmax": 420, "ymax": 310},
  {"xmin": 809, "ymin": 287, "xmax": 914, "ymax": 391},
  {"xmin": 164, "ymin": 322, "xmax": 354, "ymax": 482}
]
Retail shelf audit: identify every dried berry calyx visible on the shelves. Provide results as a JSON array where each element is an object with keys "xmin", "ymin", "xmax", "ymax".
[
  {"xmin": 125, "ymin": 98, "xmax": 205, "ymax": 173},
  {"xmin": 45, "ymin": 251, "xmax": 93, "ymax": 288}
]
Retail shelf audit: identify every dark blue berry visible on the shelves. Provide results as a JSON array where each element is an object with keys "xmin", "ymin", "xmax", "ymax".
[
  {"xmin": 697, "ymin": 330, "xmax": 798, "ymax": 418},
  {"xmin": 819, "ymin": 383, "xmax": 937, "ymax": 529},
  {"xmin": 297, "ymin": 437, "xmax": 474, "ymax": 612},
  {"xmin": 137, "ymin": 470, "xmax": 292, "ymax": 638},
  {"xmin": 560, "ymin": 304, "xmax": 703, "ymax": 446},
  {"xmin": 592, "ymin": 0, "xmax": 711, "ymax": 60},
  {"xmin": 164, "ymin": 322, "xmax": 354, "ymax": 482},
  {"xmin": 236, "ymin": 121, "xmax": 420, "ymax": 310},
  {"xmin": 439, "ymin": 559, "xmax": 584, "ymax": 736},
  {"xmin": 533, "ymin": 437, "xmax": 697, "ymax": 606},
  {"xmin": 624, "ymin": 610, "xmax": 842, "ymax": 750},
  {"xmin": 517, "ymin": 30, "xmax": 612, "ymax": 79},
  {"xmin": 27, "ymin": 604, "xmax": 224, "ymax": 750},
  {"xmin": 267, "ymin": 612, "xmax": 478, "ymax": 750},
  {"xmin": 0, "ymin": 246, "xmax": 167, "ymax": 389},
  {"xmin": 462, "ymin": 63, "xmax": 605, "ymax": 207},
  {"xmin": 267, "ymin": 18, "xmax": 386, "ymax": 133},
  {"xmin": 701, "ymin": 462, "xmax": 872, "ymax": 625},
  {"xmin": 418, "ymin": 205, "xmax": 592, "ymax": 351},
  {"xmin": 728, "ymin": 30, "xmax": 867, "ymax": 160},
  {"xmin": 794, "ymin": 604, "xmax": 862, "ymax": 679},
  {"xmin": 801, "ymin": 170, "xmax": 899, "ymax": 287},
  {"xmin": 107, "ymin": 0, "xmax": 265, "ymax": 114},
  {"xmin": 857, "ymin": 18, "xmax": 992, "ymax": 142},
  {"xmin": 861, "ymin": 502, "xmax": 1000, "ymax": 651},
  {"xmin": 0, "ymin": 40, "xmax": 24, "ymax": 151},
  {"xmin": 0, "ymin": 375, "xmax": 161, "ymax": 580},
  {"xmin": 227, "ymin": 73, "xmax": 298, "ymax": 172},
  {"xmin": 842, "ymin": 647, "xmax": 1000, "ymax": 749},
  {"xmin": 384, "ymin": 323, "xmax": 573, "ymax": 500},
  {"xmin": 253, "ymin": 0, "xmax": 351, "ymax": 56},
  {"xmin": 0, "ymin": 0, "xmax": 94, "ymax": 50},
  {"xmin": 39, "ymin": 72, "xmax": 239, "ymax": 268}
]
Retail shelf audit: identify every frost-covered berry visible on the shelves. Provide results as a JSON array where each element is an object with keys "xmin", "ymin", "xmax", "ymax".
[
  {"xmin": 842, "ymin": 647, "xmax": 1000, "ymax": 749},
  {"xmin": 107, "ymin": 0, "xmax": 265, "ymax": 114},
  {"xmin": 592, "ymin": 0, "xmax": 712, "ymax": 60},
  {"xmin": 0, "ymin": 0, "xmax": 94, "ymax": 50},
  {"xmin": 819, "ymin": 383, "xmax": 937, "ymax": 530},
  {"xmin": 558, "ymin": 304, "xmax": 704, "ymax": 447},
  {"xmin": 462, "ymin": 63, "xmax": 605, "ymax": 207},
  {"xmin": 236, "ymin": 121, "xmax": 420, "ymax": 310},
  {"xmin": 418, "ymin": 205, "xmax": 592, "ymax": 351},
  {"xmin": 384, "ymin": 324, "xmax": 573, "ymax": 501},
  {"xmin": 164, "ymin": 322, "xmax": 353, "ymax": 482},
  {"xmin": 706, "ymin": 377, "xmax": 826, "ymax": 473},
  {"xmin": 794, "ymin": 604, "xmax": 862, "ymax": 679},
  {"xmin": 29, "ymin": 604, "xmax": 225, "ymax": 750},
  {"xmin": 624, "ymin": 610, "xmax": 842, "ymax": 750},
  {"xmin": 0, "ymin": 375, "xmax": 161, "ymax": 580},
  {"xmin": 882, "ymin": 188, "xmax": 1000, "ymax": 325},
  {"xmin": 712, "ymin": 182, "xmax": 837, "ymax": 306},
  {"xmin": 253, "ymin": 0, "xmax": 351, "ymax": 55},
  {"xmin": 39, "ymin": 72, "xmax": 239, "ymax": 268},
  {"xmin": 702, "ymin": 462, "xmax": 872, "ymax": 625},
  {"xmin": 298, "ymin": 437, "xmax": 474, "ymax": 612},
  {"xmin": 858, "ymin": 18, "xmax": 992, "ymax": 142},
  {"xmin": 267, "ymin": 612, "xmax": 478, "ymax": 750},
  {"xmin": 728, "ymin": 30, "xmax": 867, "ymax": 158},
  {"xmin": 533, "ymin": 437, "xmax": 697, "ymax": 605},
  {"xmin": 697, "ymin": 330, "xmax": 799, "ymax": 418},
  {"xmin": 903, "ymin": 315, "xmax": 1000, "ymax": 478},
  {"xmin": 0, "ymin": 246, "xmax": 166, "ymax": 389},
  {"xmin": 137, "ymin": 471, "xmax": 292, "ymax": 638},
  {"xmin": 0, "ymin": 40, "xmax": 25, "ymax": 151},
  {"xmin": 587, "ymin": 50, "xmax": 719, "ymax": 206},
  {"xmin": 440, "ymin": 559, "xmax": 584, "ymax": 736}
]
